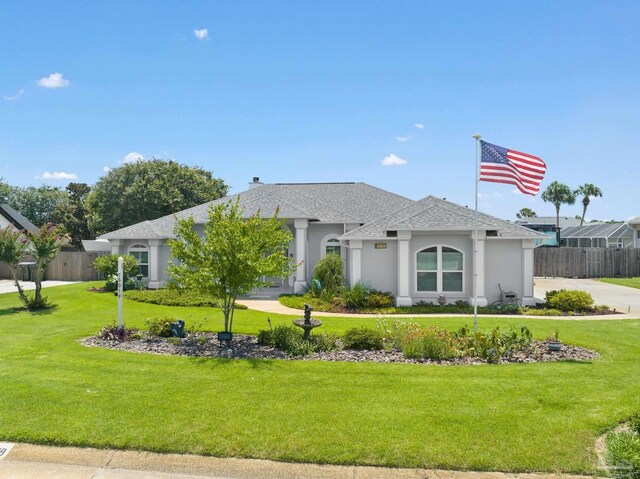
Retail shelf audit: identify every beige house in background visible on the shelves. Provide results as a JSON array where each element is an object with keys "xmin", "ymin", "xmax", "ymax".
[{"xmin": 99, "ymin": 179, "xmax": 544, "ymax": 306}]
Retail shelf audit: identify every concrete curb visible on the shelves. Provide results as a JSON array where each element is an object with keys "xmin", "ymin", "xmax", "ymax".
[{"xmin": 0, "ymin": 443, "xmax": 602, "ymax": 479}]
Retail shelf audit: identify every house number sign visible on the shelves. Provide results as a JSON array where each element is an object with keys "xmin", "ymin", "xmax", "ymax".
[
  {"xmin": 374, "ymin": 243, "xmax": 387, "ymax": 249},
  {"xmin": 0, "ymin": 443, "xmax": 13, "ymax": 460}
]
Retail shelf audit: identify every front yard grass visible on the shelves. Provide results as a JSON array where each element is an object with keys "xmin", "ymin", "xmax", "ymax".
[
  {"xmin": 599, "ymin": 277, "xmax": 640, "ymax": 290},
  {"xmin": 0, "ymin": 282, "xmax": 638, "ymax": 474}
]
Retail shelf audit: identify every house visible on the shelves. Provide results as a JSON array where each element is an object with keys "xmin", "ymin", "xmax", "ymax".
[
  {"xmin": 559, "ymin": 222, "xmax": 635, "ymax": 248},
  {"xmin": 0, "ymin": 204, "xmax": 38, "ymax": 234},
  {"xmin": 629, "ymin": 217, "xmax": 640, "ymax": 248},
  {"xmin": 99, "ymin": 180, "xmax": 544, "ymax": 306}
]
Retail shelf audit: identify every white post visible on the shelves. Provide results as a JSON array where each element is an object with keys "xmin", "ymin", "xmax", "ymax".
[
  {"xmin": 522, "ymin": 240, "xmax": 536, "ymax": 306},
  {"xmin": 396, "ymin": 231, "xmax": 412, "ymax": 307},
  {"xmin": 350, "ymin": 240, "xmax": 362, "ymax": 286},
  {"xmin": 117, "ymin": 256, "xmax": 124, "ymax": 329},
  {"xmin": 472, "ymin": 133, "xmax": 482, "ymax": 332},
  {"xmin": 293, "ymin": 219, "xmax": 308, "ymax": 294}
]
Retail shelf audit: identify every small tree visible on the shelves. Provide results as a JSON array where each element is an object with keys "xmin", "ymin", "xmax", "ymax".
[
  {"xmin": 93, "ymin": 254, "xmax": 139, "ymax": 280},
  {"xmin": 313, "ymin": 253, "xmax": 344, "ymax": 301},
  {"xmin": 0, "ymin": 224, "xmax": 68, "ymax": 310},
  {"xmin": 168, "ymin": 200, "xmax": 295, "ymax": 336},
  {"xmin": 0, "ymin": 227, "xmax": 30, "ymax": 306}
]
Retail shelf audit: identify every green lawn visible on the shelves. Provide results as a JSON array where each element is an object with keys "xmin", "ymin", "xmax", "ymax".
[
  {"xmin": 0, "ymin": 282, "xmax": 639, "ymax": 473},
  {"xmin": 599, "ymin": 277, "xmax": 640, "ymax": 290}
]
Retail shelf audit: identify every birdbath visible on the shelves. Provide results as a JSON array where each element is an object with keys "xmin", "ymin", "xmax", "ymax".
[{"xmin": 293, "ymin": 304, "xmax": 322, "ymax": 340}]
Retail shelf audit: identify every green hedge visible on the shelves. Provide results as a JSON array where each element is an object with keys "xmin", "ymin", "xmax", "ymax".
[{"xmin": 124, "ymin": 289, "xmax": 248, "ymax": 309}]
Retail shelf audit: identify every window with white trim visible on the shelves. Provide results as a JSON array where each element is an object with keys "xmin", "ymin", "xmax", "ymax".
[
  {"xmin": 416, "ymin": 246, "xmax": 463, "ymax": 292},
  {"xmin": 322, "ymin": 237, "xmax": 342, "ymax": 257},
  {"xmin": 128, "ymin": 244, "xmax": 149, "ymax": 277}
]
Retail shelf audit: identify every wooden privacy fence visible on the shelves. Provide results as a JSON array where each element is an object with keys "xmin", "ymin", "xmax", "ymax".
[
  {"xmin": 535, "ymin": 247, "xmax": 640, "ymax": 278},
  {"xmin": 0, "ymin": 252, "xmax": 108, "ymax": 282}
]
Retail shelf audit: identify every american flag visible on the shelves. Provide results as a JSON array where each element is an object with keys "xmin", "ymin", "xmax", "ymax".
[{"xmin": 479, "ymin": 141, "xmax": 546, "ymax": 196}]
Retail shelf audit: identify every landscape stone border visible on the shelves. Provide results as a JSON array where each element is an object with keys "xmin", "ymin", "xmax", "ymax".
[{"xmin": 81, "ymin": 333, "xmax": 599, "ymax": 365}]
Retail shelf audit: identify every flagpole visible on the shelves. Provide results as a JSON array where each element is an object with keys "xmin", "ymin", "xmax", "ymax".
[{"xmin": 472, "ymin": 133, "xmax": 481, "ymax": 333}]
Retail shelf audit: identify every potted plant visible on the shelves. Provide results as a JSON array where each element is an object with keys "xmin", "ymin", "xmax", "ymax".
[{"xmin": 547, "ymin": 329, "xmax": 562, "ymax": 352}]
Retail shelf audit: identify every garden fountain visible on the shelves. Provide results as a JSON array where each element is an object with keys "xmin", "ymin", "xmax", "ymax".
[{"xmin": 293, "ymin": 304, "xmax": 322, "ymax": 339}]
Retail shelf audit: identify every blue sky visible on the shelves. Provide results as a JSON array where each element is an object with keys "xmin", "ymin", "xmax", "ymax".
[{"xmin": 1, "ymin": 0, "xmax": 638, "ymax": 221}]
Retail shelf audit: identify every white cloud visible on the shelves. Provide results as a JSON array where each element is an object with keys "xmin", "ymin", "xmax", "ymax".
[
  {"xmin": 120, "ymin": 152, "xmax": 145, "ymax": 164},
  {"xmin": 37, "ymin": 73, "xmax": 70, "ymax": 89},
  {"xmin": 3, "ymin": 88, "xmax": 24, "ymax": 101},
  {"xmin": 194, "ymin": 28, "xmax": 209, "ymax": 40},
  {"xmin": 36, "ymin": 171, "xmax": 77, "ymax": 180},
  {"xmin": 103, "ymin": 166, "xmax": 111, "ymax": 173},
  {"xmin": 395, "ymin": 136, "xmax": 409, "ymax": 142},
  {"xmin": 381, "ymin": 154, "xmax": 407, "ymax": 166},
  {"xmin": 414, "ymin": 123, "xmax": 424, "ymax": 129}
]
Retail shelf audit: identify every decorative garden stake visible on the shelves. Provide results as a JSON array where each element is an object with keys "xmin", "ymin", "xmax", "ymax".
[
  {"xmin": 117, "ymin": 256, "xmax": 124, "ymax": 330},
  {"xmin": 293, "ymin": 304, "xmax": 322, "ymax": 340}
]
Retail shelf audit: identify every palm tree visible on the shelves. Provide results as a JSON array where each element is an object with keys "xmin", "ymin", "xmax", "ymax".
[
  {"xmin": 574, "ymin": 183, "xmax": 603, "ymax": 226},
  {"xmin": 517, "ymin": 208, "xmax": 537, "ymax": 219},
  {"xmin": 541, "ymin": 181, "xmax": 576, "ymax": 230}
]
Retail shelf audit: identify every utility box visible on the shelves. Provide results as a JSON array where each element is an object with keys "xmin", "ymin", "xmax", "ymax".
[
  {"xmin": 500, "ymin": 291, "xmax": 517, "ymax": 304},
  {"xmin": 19, "ymin": 262, "xmax": 36, "ymax": 282}
]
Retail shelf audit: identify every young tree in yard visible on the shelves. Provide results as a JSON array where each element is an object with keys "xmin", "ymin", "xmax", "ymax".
[
  {"xmin": 168, "ymin": 201, "xmax": 295, "ymax": 338},
  {"xmin": 574, "ymin": 183, "xmax": 603, "ymax": 226},
  {"xmin": 0, "ymin": 224, "xmax": 68, "ymax": 310},
  {"xmin": 516, "ymin": 208, "xmax": 537, "ymax": 219},
  {"xmin": 541, "ymin": 181, "xmax": 576, "ymax": 230}
]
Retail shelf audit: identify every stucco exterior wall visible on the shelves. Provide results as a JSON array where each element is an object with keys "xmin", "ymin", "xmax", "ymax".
[
  {"xmin": 484, "ymin": 239, "xmax": 524, "ymax": 304},
  {"xmin": 0, "ymin": 215, "xmax": 14, "ymax": 230},
  {"xmin": 360, "ymin": 240, "xmax": 398, "ymax": 295},
  {"xmin": 306, "ymin": 223, "xmax": 345, "ymax": 279}
]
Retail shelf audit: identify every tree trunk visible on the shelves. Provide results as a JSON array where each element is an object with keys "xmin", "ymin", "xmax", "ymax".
[{"xmin": 9, "ymin": 266, "xmax": 29, "ymax": 307}]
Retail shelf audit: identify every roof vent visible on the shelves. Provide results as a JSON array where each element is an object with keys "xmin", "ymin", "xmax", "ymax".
[{"xmin": 249, "ymin": 177, "xmax": 264, "ymax": 189}]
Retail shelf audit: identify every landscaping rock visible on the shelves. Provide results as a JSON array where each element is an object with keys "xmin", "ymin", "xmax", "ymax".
[{"xmin": 81, "ymin": 335, "xmax": 599, "ymax": 365}]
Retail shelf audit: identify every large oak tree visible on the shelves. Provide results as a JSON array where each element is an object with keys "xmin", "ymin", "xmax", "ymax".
[{"xmin": 87, "ymin": 159, "xmax": 228, "ymax": 235}]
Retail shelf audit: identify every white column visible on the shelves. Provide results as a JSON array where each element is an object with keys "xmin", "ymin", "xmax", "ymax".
[
  {"xmin": 350, "ymin": 240, "xmax": 362, "ymax": 287},
  {"xmin": 293, "ymin": 219, "xmax": 308, "ymax": 294},
  {"xmin": 522, "ymin": 239, "xmax": 536, "ymax": 306},
  {"xmin": 396, "ymin": 231, "xmax": 412, "ymax": 307},
  {"xmin": 472, "ymin": 231, "xmax": 488, "ymax": 306},
  {"xmin": 109, "ymin": 239, "xmax": 122, "ymax": 255},
  {"xmin": 148, "ymin": 239, "xmax": 163, "ymax": 289}
]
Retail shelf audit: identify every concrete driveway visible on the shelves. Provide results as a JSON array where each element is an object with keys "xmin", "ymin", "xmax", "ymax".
[
  {"xmin": 534, "ymin": 277, "xmax": 640, "ymax": 315},
  {"xmin": 0, "ymin": 279, "xmax": 77, "ymax": 295}
]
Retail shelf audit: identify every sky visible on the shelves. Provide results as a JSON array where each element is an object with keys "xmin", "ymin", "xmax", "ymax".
[{"xmin": 1, "ymin": 0, "xmax": 639, "ymax": 222}]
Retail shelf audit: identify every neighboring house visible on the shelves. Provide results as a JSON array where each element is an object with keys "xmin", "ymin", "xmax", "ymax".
[
  {"xmin": 560, "ymin": 223, "xmax": 635, "ymax": 248},
  {"xmin": 0, "ymin": 204, "xmax": 38, "ymax": 234},
  {"xmin": 629, "ymin": 217, "xmax": 640, "ymax": 248},
  {"xmin": 99, "ymin": 180, "xmax": 544, "ymax": 306}
]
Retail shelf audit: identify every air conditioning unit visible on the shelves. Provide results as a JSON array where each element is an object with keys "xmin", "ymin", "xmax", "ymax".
[{"xmin": 500, "ymin": 291, "xmax": 517, "ymax": 304}]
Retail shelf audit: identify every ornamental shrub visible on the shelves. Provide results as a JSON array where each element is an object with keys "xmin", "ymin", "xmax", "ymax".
[
  {"xmin": 95, "ymin": 322, "xmax": 140, "ymax": 342},
  {"xmin": 547, "ymin": 289, "xmax": 594, "ymax": 311},
  {"xmin": 94, "ymin": 254, "xmax": 139, "ymax": 279},
  {"xmin": 258, "ymin": 325, "xmax": 340, "ymax": 356},
  {"xmin": 605, "ymin": 430, "xmax": 640, "ymax": 479},
  {"xmin": 365, "ymin": 290, "xmax": 395, "ymax": 309},
  {"xmin": 124, "ymin": 288, "xmax": 248, "ymax": 308},
  {"xmin": 145, "ymin": 317, "xmax": 175, "ymax": 338},
  {"xmin": 312, "ymin": 253, "xmax": 344, "ymax": 300},
  {"xmin": 341, "ymin": 282, "xmax": 371, "ymax": 309},
  {"xmin": 343, "ymin": 327, "xmax": 384, "ymax": 350},
  {"xmin": 400, "ymin": 326, "xmax": 459, "ymax": 360}
]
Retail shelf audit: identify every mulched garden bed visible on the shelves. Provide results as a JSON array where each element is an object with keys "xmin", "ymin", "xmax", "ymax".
[{"xmin": 80, "ymin": 334, "xmax": 599, "ymax": 365}]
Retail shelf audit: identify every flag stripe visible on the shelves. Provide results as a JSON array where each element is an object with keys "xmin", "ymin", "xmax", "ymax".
[
  {"xmin": 481, "ymin": 163, "xmax": 544, "ymax": 182},
  {"xmin": 506, "ymin": 154, "xmax": 547, "ymax": 173},
  {"xmin": 480, "ymin": 177, "xmax": 535, "ymax": 195},
  {"xmin": 480, "ymin": 168, "xmax": 541, "ymax": 191},
  {"xmin": 479, "ymin": 173, "xmax": 540, "ymax": 195}
]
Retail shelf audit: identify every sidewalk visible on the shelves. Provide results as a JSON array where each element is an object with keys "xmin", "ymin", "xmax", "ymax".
[
  {"xmin": 0, "ymin": 279, "xmax": 78, "ymax": 295},
  {"xmin": 0, "ymin": 442, "xmax": 598, "ymax": 479}
]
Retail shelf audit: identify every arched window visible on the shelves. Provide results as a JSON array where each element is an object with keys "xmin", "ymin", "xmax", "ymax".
[
  {"xmin": 321, "ymin": 236, "xmax": 342, "ymax": 257},
  {"xmin": 416, "ymin": 246, "xmax": 463, "ymax": 292},
  {"xmin": 128, "ymin": 243, "xmax": 149, "ymax": 277}
]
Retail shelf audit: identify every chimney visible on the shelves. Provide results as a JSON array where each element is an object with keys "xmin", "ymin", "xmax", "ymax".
[{"xmin": 249, "ymin": 177, "xmax": 264, "ymax": 189}]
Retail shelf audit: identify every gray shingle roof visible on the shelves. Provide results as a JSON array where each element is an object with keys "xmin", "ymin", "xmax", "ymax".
[
  {"xmin": 99, "ymin": 182, "xmax": 414, "ymax": 240},
  {"xmin": 0, "ymin": 204, "xmax": 39, "ymax": 234},
  {"xmin": 340, "ymin": 196, "xmax": 544, "ymax": 239}
]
